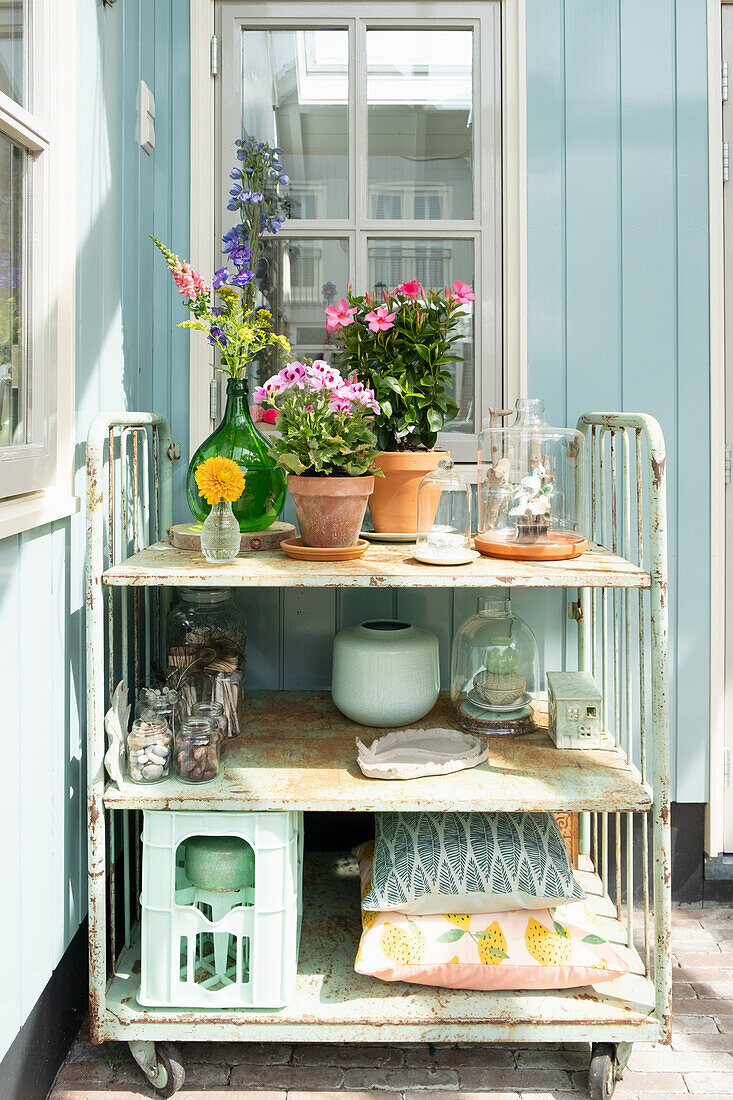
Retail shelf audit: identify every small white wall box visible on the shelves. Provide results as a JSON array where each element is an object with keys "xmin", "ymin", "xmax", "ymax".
[{"xmin": 547, "ymin": 671, "xmax": 603, "ymax": 749}]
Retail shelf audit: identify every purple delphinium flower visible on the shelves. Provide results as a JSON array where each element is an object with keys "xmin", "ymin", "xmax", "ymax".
[
  {"xmin": 230, "ymin": 269, "xmax": 254, "ymax": 286},
  {"xmin": 208, "ymin": 325, "xmax": 227, "ymax": 346},
  {"xmin": 230, "ymin": 245, "xmax": 251, "ymax": 267},
  {"xmin": 212, "ymin": 266, "xmax": 229, "ymax": 290},
  {"xmin": 250, "ymin": 192, "xmax": 264, "ymax": 205}
]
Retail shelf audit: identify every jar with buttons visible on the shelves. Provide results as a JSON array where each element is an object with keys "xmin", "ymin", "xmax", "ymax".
[
  {"xmin": 191, "ymin": 700, "xmax": 228, "ymax": 757},
  {"xmin": 176, "ymin": 716, "xmax": 220, "ymax": 783}
]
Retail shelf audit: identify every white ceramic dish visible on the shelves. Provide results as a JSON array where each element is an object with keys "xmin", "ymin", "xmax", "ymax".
[
  {"xmin": 467, "ymin": 688, "xmax": 532, "ymax": 712},
  {"xmin": 412, "ymin": 548, "xmax": 480, "ymax": 566},
  {"xmin": 355, "ymin": 726, "xmax": 488, "ymax": 781},
  {"xmin": 360, "ymin": 530, "xmax": 417, "ymax": 542}
]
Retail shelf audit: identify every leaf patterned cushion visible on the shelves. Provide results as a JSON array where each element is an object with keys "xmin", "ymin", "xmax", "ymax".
[
  {"xmin": 361, "ymin": 811, "xmax": 585, "ymax": 915},
  {"xmin": 353, "ymin": 842, "xmax": 628, "ymax": 990}
]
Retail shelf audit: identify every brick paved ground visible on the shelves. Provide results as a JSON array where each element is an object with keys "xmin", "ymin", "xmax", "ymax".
[{"xmin": 51, "ymin": 909, "xmax": 733, "ymax": 1100}]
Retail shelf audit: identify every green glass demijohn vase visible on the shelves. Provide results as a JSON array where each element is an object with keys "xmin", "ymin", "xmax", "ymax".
[{"xmin": 187, "ymin": 377, "xmax": 286, "ymax": 532}]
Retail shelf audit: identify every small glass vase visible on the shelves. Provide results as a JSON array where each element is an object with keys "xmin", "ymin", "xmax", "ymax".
[
  {"xmin": 200, "ymin": 500, "xmax": 241, "ymax": 564},
  {"xmin": 186, "ymin": 377, "xmax": 286, "ymax": 532}
]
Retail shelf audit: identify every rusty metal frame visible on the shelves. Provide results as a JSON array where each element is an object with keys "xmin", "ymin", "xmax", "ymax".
[{"xmin": 85, "ymin": 410, "xmax": 670, "ymax": 1051}]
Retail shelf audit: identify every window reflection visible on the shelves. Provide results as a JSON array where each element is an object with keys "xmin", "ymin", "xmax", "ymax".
[
  {"xmin": 0, "ymin": 0, "xmax": 24, "ymax": 107},
  {"xmin": 242, "ymin": 30, "xmax": 349, "ymax": 219},
  {"xmin": 367, "ymin": 30, "xmax": 473, "ymax": 221},
  {"xmin": 0, "ymin": 134, "xmax": 24, "ymax": 447}
]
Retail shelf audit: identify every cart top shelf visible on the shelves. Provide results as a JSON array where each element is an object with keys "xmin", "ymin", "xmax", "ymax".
[
  {"xmin": 103, "ymin": 692, "xmax": 652, "ymax": 814},
  {"xmin": 102, "ymin": 539, "xmax": 651, "ymax": 589}
]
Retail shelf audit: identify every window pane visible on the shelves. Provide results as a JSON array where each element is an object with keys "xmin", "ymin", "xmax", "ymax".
[
  {"xmin": 253, "ymin": 237, "xmax": 349, "ymax": 387},
  {"xmin": 241, "ymin": 30, "xmax": 349, "ymax": 220},
  {"xmin": 0, "ymin": 0, "xmax": 24, "ymax": 106},
  {"xmin": 367, "ymin": 30, "xmax": 473, "ymax": 221},
  {"xmin": 0, "ymin": 133, "xmax": 25, "ymax": 448},
  {"xmin": 367, "ymin": 239, "xmax": 475, "ymax": 433}
]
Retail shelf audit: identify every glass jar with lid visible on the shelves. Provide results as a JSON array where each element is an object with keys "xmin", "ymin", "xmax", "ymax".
[
  {"xmin": 414, "ymin": 458, "xmax": 475, "ymax": 566},
  {"xmin": 450, "ymin": 594, "xmax": 539, "ymax": 736},
  {"xmin": 476, "ymin": 398, "xmax": 587, "ymax": 561},
  {"xmin": 192, "ymin": 700, "xmax": 229, "ymax": 757},
  {"xmin": 127, "ymin": 715, "xmax": 173, "ymax": 783},
  {"xmin": 166, "ymin": 588, "xmax": 246, "ymax": 736},
  {"xmin": 135, "ymin": 684, "xmax": 188, "ymax": 737},
  {"xmin": 175, "ymin": 716, "xmax": 220, "ymax": 783}
]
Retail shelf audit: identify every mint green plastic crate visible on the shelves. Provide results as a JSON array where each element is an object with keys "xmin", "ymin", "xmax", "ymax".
[{"xmin": 139, "ymin": 810, "xmax": 303, "ymax": 1009}]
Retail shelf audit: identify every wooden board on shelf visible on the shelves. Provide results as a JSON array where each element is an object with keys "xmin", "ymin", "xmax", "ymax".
[
  {"xmin": 101, "ymin": 852, "xmax": 657, "ymax": 1044},
  {"xmin": 103, "ymin": 692, "xmax": 652, "ymax": 814},
  {"xmin": 102, "ymin": 539, "xmax": 651, "ymax": 589}
]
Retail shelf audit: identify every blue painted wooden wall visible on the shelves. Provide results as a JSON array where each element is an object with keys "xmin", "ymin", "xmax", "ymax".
[{"xmin": 0, "ymin": 0, "xmax": 189, "ymax": 1065}]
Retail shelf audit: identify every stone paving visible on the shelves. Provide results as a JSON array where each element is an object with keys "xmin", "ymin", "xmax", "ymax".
[{"xmin": 50, "ymin": 908, "xmax": 733, "ymax": 1100}]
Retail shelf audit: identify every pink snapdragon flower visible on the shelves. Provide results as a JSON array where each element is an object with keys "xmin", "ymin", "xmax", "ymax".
[
  {"xmin": 448, "ymin": 279, "xmax": 475, "ymax": 305},
  {"xmin": 364, "ymin": 305, "xmax": 397, "ymax": 334},
  {"xmin": 171, "ymin": 261, "xmax": 209, "ymax": 299},
  {"xmin": 394, "ymin": 279, "xmax": 421, "ymax": 299},
  {"xmin": 324, "ymin": 298, "xmax": 357, "ymax": 333}
]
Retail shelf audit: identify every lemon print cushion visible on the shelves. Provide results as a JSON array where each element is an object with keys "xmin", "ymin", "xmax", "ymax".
[
  {"xmin": 352, "ymin": 843, "xmax": 628, "ymax": 991},
  {"xmin": 361, "ymin": 812, "xmax": 585, "ymax": 915}
]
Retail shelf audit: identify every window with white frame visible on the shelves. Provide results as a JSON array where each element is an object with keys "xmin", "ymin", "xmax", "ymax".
[
  {"xmin": 216, "ymin": 1, "xmax": 501, "ymax": 458},
  {"xmin": 0, "ymin": 0, "xmax": 60, "ymax": 501}
]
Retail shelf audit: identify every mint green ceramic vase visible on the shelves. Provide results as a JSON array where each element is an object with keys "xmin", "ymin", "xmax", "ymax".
[{"xmin": 331, "ymin": 619, "xmax": 440, "ymax": 727}]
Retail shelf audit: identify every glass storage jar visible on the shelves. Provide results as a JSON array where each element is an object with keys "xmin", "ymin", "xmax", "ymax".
[
  {"xmin": 166, "ymin": 588, "xmax": 246, "ymax": 736},
  {"xmin": 192, "ymin": 699, "xmax": 229, "ymax": 757},
  {"xmin": 476, "ymin": 398, "xmax": 587, "ymax": 561},
  {"xmin": 135, "ymin": 684, "xmax": 188, "ymax": 737},
  {"xmin": 175, "ymin": 716, "xmax": 220, "ymax": 783},
  {"xmin": 414, "ymin": 458, "xmax": 475, "ymax": 565},
  {"xmin": 127, "ymin": 715, "xmax": 173, "ymax": 783},
  {"xmin": 450, "ymin": 594, "xmax": 539, "ymax": 736}
]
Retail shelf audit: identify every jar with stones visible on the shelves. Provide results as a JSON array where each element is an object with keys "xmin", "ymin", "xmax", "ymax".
[
  {"xmin": 127, "ymin": 716, "xmax": 173, "ymax": 783},
  {"xmin": 191, "ymin": 699, "xmax": 228, "ymax": 757},
  {"xmin": 176, "ymin": 716, "xmax": 220, "ymax": 784},
  {"xmin": 136, "ymin": 684, "xmax": 188, "ymax": 738}
]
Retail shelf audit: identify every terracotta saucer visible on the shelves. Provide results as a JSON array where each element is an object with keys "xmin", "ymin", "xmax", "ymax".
[
  {"xmin": 474, "ymin": 531, "xmax": 589, "ymax": 561},
  {"xmin": 281, "ymin": 537, "xmax": 370, "ymax": 562}
]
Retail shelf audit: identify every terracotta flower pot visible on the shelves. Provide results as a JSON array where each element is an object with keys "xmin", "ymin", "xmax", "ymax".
[
  {"xmin": 369, "ymin": 450, "xmax": 450, "ymax": 533},
  {"xmin": 287, "ymin": 474, "xmax": 374, "ymax": 548}
]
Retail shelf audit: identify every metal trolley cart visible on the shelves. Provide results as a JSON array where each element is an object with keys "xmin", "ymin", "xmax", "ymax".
[{"xmin": 85, "ymin": 411, "xmax": 670, "ymax": 1099}]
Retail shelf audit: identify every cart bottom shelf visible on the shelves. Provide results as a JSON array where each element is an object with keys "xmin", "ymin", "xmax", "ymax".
[{"xmin": 100, "ymin": 853, "xmax": 660, "ymax": 1044}]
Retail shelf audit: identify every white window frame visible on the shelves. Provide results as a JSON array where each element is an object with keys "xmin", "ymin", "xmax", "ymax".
[
  {"xmin": 189, "ymin": 0, "xmax": 526, "ymax": 459},
  {"xmin": 0, "ymin": 0, "xmax": 77, "ymax": 537}
]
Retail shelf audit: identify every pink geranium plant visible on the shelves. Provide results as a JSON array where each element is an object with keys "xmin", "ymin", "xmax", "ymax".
[
  {"xmin": 326, "ymin": 279, "xmax": 473, "ymax": 452},
  {"xmin": 254, "ymin": 361, "xmax": 382, "ymax": 477}
]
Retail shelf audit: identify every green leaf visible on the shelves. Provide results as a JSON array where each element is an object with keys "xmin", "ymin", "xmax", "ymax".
[
  {"xmin": 427, "ymin": 408, "xmax": 444, "ymax": 433},
  {"xmin": 582, "ymin": 934, "xmax": 607, "ymax": 945},
  {"xmin": 415, "ymin": 344, "xmax": 432, "ymax": 363},
  {"xmin": 277, "ymin": 452, "xmax": 306, "ymax": 475},
  {"xmin": 553, "ymin": 921, "xmax": 570, "ymax": 938},
  {"xmin": 436, "ymin": 929, "xmax": 466, "ymax": 943}
]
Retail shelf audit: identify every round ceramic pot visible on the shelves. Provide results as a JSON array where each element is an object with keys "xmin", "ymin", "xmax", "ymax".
[
  {"xmin": 287, "ymin": 474, "xmax": 374, "ymax": 548},
  {"xmin": 331, "ymin": 619, "xmax": 440, "ymax": 727},
  {"xmin": 369, "ymin": 450, "xmax": 450, "ymax": 533}
]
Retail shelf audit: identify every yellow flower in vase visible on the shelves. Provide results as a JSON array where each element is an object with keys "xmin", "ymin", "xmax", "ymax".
[{"xmin": 195, "ymin": 456, "xmax": 246, "ymax": 506}]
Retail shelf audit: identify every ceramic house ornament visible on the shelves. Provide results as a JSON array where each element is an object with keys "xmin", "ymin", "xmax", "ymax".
[{"xmin": 547, "ymin": 671, "xmax": 604, "ymax": 749}]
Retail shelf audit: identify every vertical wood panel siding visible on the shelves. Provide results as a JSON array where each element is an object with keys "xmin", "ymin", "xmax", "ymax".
[
  {"xmin": 0, "ymin": 0, "xmax": 190, "ymax": 1065},
  {"xmin": 526, "ymin": 0, "xmax": 710, "ymax": 802}
]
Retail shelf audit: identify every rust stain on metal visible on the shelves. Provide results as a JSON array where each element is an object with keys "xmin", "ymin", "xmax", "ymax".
[{"xmin": 651, "ymin": 456, "xmax": 666, "ymax": 487}]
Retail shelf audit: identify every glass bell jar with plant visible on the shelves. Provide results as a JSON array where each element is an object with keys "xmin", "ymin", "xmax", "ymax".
[
  {"xmin": 476, "ymin": 398, "xmax": 588, "ymax": 561},
  {"xmin": 451, "ymin": 594, "xmax": 540, "ymax": 736}
]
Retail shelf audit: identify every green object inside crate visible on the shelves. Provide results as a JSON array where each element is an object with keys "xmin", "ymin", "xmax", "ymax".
[{"xmin": 184, "ymin": 835, "xmax": 255, "ymax": 892}]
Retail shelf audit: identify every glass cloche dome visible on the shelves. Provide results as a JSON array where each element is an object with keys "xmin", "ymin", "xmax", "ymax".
[
  {"xmin": 414, "ymin": 458, "xmax": 474, "ymax": 565},
  {"xmin": 451, "ymin": 595, "xmax": 539, "ymax": 735},
  {"xmin": 476, "ymin": 398, "xmax": 587, "ymax": 561}
]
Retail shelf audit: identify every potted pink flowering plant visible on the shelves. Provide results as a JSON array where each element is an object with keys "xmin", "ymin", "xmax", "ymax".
[
  {"xmin": 254, "ymin": 361, "xmax": 381, "ymax": 548},
  {"xmin": 325, "ymin": 279, "xmax": 474, "ymax": 532}
]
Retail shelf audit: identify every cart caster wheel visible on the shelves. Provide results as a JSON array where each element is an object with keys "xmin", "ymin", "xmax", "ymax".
[
  {"xmin": 588, "ymin": 1042, "xmax": 618, "ymax": 1100},
  {"xmin": 128, "ymin": 1040, "xmax": 186, "ymax": 1097}
]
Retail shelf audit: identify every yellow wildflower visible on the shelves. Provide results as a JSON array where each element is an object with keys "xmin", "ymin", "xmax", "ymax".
[{"xmin": 194, "ymin": 456, "xmax": 246, "ymax": 505}]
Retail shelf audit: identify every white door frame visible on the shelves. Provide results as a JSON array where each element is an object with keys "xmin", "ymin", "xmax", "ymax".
[
  {"xmin": 187, "ymin": 0, "xmax": 528, "ymax": 453},
  {"xmin": 709, "ymin": 0, "xmax": 728, "ymax": 857}
]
